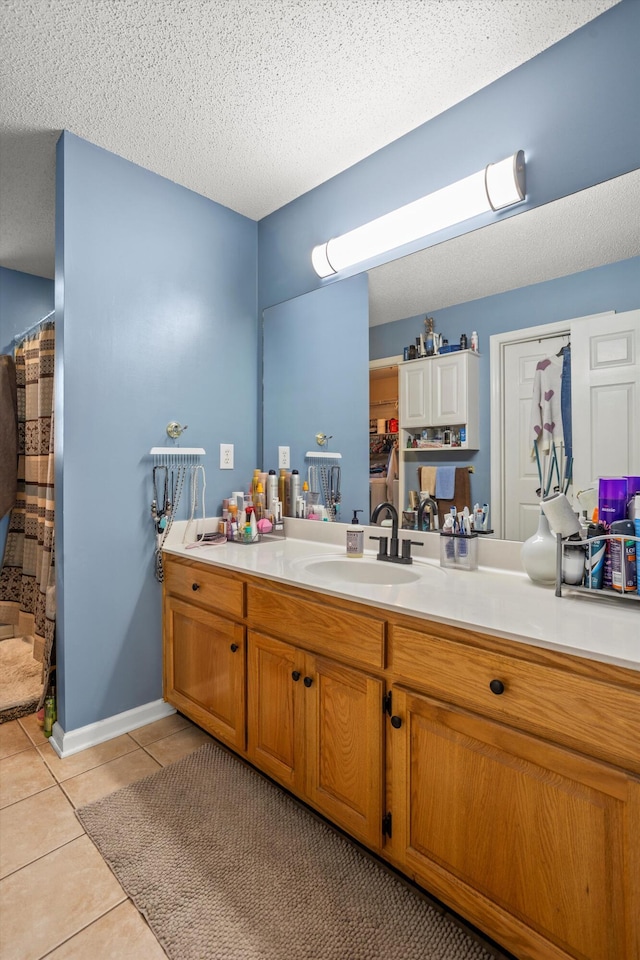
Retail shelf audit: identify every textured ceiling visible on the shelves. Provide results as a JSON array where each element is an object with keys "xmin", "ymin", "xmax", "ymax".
[
  {"xmin": 368, "ymin": 169, "xmax": 640, "ymax": 325},
  {"xmin": 0, "ymin": 0, "xmax": 622, "ymax": 281}
]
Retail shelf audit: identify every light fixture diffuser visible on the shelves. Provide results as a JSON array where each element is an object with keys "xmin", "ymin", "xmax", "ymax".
[{"xmin": 312, "ymin": 151, "xmax": 526, "ymax": 278}]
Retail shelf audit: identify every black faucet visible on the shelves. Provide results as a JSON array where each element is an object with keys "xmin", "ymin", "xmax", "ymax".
[
  {"xmin": 370, "ymin": 501, "xmax": 422, "ymax": 564},
  {"xmin": 417, "ymin": 496, "xmax": 439, "ymax": 532}
]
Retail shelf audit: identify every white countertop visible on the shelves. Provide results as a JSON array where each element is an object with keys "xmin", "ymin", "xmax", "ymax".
[{"xmin": 164, "ymin": 519, "xmax": 640, "ymax": 672}]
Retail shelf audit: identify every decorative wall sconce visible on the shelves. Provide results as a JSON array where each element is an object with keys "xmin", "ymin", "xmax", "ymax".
[{"xmin": 311, "ymin": 151, "xmax": 526, "ymax": 278}]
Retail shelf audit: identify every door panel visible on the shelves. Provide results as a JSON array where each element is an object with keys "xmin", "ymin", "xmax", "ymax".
[
  {"xmin": 305, "ymin": 655, "xmax": 384, "ymax": 849},
  {"xmin": 503, "ymin": 334, "xmax": 568, "ymax": 541},
  {"xmin": 247, "ymin": 630, "xmax": 304, "ymax": 792},
  {"xmin": 164, "ymin": 597, "xmax": 245, "ymax": 750},
  {"xmin": 390, "ymin": 687, "xmax": 635, "ymax": 960},
  {"xmin": 571, "ymin": 309, "xmax": 640, "ymax": 493}
]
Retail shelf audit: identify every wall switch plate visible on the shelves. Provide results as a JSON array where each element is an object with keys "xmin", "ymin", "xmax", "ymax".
[
  {"xmin": 220, "ymin": 443, "xmax": 234, "ymax": 469},
  {"xmin": 278, "ymin": 446, "xmax": 290, "ymax": 469}
]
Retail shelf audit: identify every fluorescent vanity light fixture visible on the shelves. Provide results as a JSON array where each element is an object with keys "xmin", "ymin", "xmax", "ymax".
[{"xmin": 311, "ymin": 151, "xmax": 526, "ymax": 278}]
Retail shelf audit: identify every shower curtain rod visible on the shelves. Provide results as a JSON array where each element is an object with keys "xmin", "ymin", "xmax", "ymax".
[{"xmin": 12, "ymin": 310, "xmax": 55, "ymax": 346}]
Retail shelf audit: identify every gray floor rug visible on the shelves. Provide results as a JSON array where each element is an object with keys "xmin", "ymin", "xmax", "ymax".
[{"xmin": 77, "ymin": 741, "xmax": 500, "ymax": 960}]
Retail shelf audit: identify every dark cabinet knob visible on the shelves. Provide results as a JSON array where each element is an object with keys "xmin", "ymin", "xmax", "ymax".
[
  {"xmin": 191, "ymin": 582, "xmax": 200, "ymax": 591},
  {"xmin": 292, "ymin": 670, "xmax": 301, "ymax": 682},
  {"xmin": 489, "ymin": 679, "xmax": 505, "ymax": 695},
  {"xmin": 303, "ymin": 676, "xmax": 313, "ymax": 688},
  {"xmin": 230, "ymin": 643, "xmax": 239, "ymax": 653},
  {"xmin": 390, "ymin": 715, "xmax": 402, "ymax": 729}
]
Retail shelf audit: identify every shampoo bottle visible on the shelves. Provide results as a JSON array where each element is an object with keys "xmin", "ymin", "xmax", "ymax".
[{"xmin": 346, "ymin": 510, "xmax": 364, "ymax": 557}]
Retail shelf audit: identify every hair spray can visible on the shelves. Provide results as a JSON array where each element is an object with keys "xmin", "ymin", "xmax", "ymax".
[{"xmin": 584, "ymin": 523, "xmax": 606, "ymax": 589}]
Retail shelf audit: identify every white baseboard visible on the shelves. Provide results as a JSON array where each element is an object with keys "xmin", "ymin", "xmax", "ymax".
[{"xmin": 48, "ymin": 699, "xmax": 176, "ymax": 758}]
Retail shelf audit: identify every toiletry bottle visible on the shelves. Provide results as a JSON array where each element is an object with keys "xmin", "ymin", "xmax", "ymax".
[
  {"xmin": 302, "ymin": 480, "xmax": 309, "ymax": 518},
  {"xmin": 470, "ymin": 330, "xmax": 479, "ymax": 352},
  {"xmin": 266, "ymin": 469, "xmax": 278, "ymax": 511},
  {"xmin": 254, "ymin": 482, "xmax": 265, "ymax": 521},
  {"xmin": 425, "ymin": 317, "xmax": 435, "ymax": 356},
  {"xmin": 346, "ymin": 510, "xmax": 364, "ymax": 557},
  {"xmin": 251, "ymin": 469, "xmax": 261, "ymax": 500},
  {"xmin": 633, "ymin": 494, "xmax": 640, "ymax": 595},
  {"xmin": 584, "ymin": 521, "xmax": 606, "ymax": 589},
  {"xmin": 289, "ymin": 469, "xmax": 301, "ymax": 517},
  {"xmin": 460, "ymin": 333, "xmax": 468, "ymax": 350},
  {"xmin": 278, "ymin": 469, "xmax": 287, "ymax": 511},
  {"xmin": 609, "ymin": 519, "xmax": 637, "ymax": 592}
]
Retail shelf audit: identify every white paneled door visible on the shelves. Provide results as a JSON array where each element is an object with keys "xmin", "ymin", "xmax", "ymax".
[{"xmin": 571, "ymin": 310, "xmax": 640, "ymax": 496}]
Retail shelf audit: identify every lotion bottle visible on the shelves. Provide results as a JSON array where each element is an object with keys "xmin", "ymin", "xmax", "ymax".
[{"xmin": 346, "ymin": 510, "xmax": 364, "ymax": 557}]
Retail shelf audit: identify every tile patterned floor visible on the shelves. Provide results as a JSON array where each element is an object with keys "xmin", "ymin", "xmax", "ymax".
[
  {"xmin": 0, "ymin": 710, "xmax": 515, "ymax": 960},
  {"xmin": 0, "ymin": 711, "xmax": 206, "ymax": 960}
]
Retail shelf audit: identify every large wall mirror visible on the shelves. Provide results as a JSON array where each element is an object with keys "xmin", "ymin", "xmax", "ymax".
[{"xmin": 262, "ymin": 169, "xmax": 640, "ymax": 541}]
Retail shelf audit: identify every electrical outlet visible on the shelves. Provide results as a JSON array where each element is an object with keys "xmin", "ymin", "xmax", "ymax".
[
  {"xmin": 220, "ymin": 443, "xmax": 234, "ymax": 469},
  {"xmin": 278, "ymin": 446, "xmax": 290, "ymax": 469}
]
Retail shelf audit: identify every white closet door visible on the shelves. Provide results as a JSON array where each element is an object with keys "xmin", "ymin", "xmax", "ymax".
[{"xmin": 571, "ymin": 310, "xmax": 640, "ymax": 496}]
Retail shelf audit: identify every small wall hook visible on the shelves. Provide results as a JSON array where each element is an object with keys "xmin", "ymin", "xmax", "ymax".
[
  {"xmin": 166, "ymin": 422, "xmax": 188, "ymax": 439},
  {"xmin": 315, "ymin": 432, "xmax": 333, "ymax": 447}
]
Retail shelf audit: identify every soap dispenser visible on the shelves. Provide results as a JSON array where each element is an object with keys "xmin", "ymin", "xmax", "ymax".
[{"xmin": 346, "ymin": 510, "xmax": 364, "ymax": 557}]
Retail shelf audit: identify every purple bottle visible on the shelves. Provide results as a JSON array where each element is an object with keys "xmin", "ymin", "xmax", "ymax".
[
  {"xmin": 625, "ymin": 477, "xmax": 640, "ymax": 518},
  {"xmin": 599, "ymin": 477, "xmax": 628, "ymax": 527},
  {"xmin": 599, "ymin": 478, "xmax": 627, "ymax": 588}
]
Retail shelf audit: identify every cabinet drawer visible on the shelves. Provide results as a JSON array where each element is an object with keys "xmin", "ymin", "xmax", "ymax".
[
  {"xmin": 390, "ymin": 625, "xmax": 640, "ymax": 771},
  {"xmin": 247, "ymin": 584, "xmax": 385, "ymax": 670},
  {"xmin": 164, "ymin": 556, "xmax": 244, "ymax": 618}
]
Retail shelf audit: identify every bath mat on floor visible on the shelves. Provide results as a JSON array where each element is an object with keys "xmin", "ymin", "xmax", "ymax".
[
  {"xmin": 0, "ymin": 636, "xmax": 41, "ymax": 723},
  {"xmin": 77, "ymin": 742, "xmax": 500, "ymax": 960}
]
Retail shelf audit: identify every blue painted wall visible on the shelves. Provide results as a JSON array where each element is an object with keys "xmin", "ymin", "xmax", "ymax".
[
  {"xmin": 0, "ymin": 267, "xmax": 53, "ymax": 354},
  {"xmin": 370, "ymin": 256, "xmax": 640, "ymax": 507},
  {"xmin": 0, "ymin": 267, "xmax": 54, "ymax": 567},
  {"xmin": 56, "ymin": 132, "xmax": 257, "ymax": 732},
  {"xmin": 258, "ymin": 0, "xmax": 640, "ymax": 312},
  {"xmin": 263, "ymin": 275, "xmax": 369, "ymax": 522}
]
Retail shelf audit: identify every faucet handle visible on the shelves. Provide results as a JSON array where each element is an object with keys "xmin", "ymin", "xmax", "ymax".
[
  {"xmin": 401, "ymin": 539, "xmax": 424, "ymax": 561},
  {"xmin": 369, "ymin": 535, "xmax": 388, "ymax": 558}
]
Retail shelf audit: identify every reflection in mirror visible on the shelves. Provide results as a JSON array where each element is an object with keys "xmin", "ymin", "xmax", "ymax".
[{"xmin": 263, "ymin": 171, "xmax": 640, "ymax": 540}]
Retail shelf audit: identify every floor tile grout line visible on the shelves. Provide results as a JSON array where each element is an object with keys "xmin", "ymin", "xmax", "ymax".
[
  {"xmin": 0, "ymin": 831, "xmax": 87, "ymax": 883},
  {"xmin": 0, "ymin": 779, "xmax": 58, "ymax": 811},
  {"xmin": 36, "ymin": 899, "xmax": 138, "ymax": 960}
]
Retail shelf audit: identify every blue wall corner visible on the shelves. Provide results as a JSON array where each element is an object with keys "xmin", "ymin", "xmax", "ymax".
[{"xmin": 57, "ymin": 132, "xmax": 258, "ymax": 731}]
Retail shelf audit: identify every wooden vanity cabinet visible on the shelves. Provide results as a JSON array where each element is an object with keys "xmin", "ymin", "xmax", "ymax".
[
  {"xmin": 163, "ymin": 557, "xmax": 246, "ymax": 751},
  {"xmin": 163, "ymin": 554, "xmax": 640, "ymax": 960},
  {"xmin": 246, "ymin": 629, "xmax": 385, "ymax": 849}
]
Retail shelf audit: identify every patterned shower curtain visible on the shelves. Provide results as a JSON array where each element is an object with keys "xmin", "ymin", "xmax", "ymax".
[{"xmin": 0, "ymin": 321, "xmax": 56, "ymax": 708}]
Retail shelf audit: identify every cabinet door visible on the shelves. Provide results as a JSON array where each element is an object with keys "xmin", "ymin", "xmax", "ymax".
[
  {"xmin": 304, "ymin": 655, "xmax": 384, "ymax": 849},
  {"xmin": 399, "ymin": 360, "xmax": 430, "ymax": 428},
  {"xmin": 431, "ymin": 353, "xmax": 467, "ymax": 425},
  {"xmin": 389, "ymin": 687, "xmax": 639, "ymax": 960},
  {"xmin": 246, "ymin": 630, "xmax": 305, "ymax": 793},
  {"xmin": 164, "ymin": 597, "xmax": 245, "ymax": 750}
]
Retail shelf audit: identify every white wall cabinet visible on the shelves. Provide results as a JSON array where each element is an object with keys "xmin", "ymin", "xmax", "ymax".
[
  {"xmin": 399, "ymin": 358, "xmax": 431, "ymax": 428},
  {"xmin": 399, "ymin": 351, "xmax": 479, "ymax": 447}
]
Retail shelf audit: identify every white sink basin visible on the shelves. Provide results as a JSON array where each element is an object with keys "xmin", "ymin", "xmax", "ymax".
[{"xmin": 293, "ymin": 555, "xmax": 436, "ymax": 586}]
